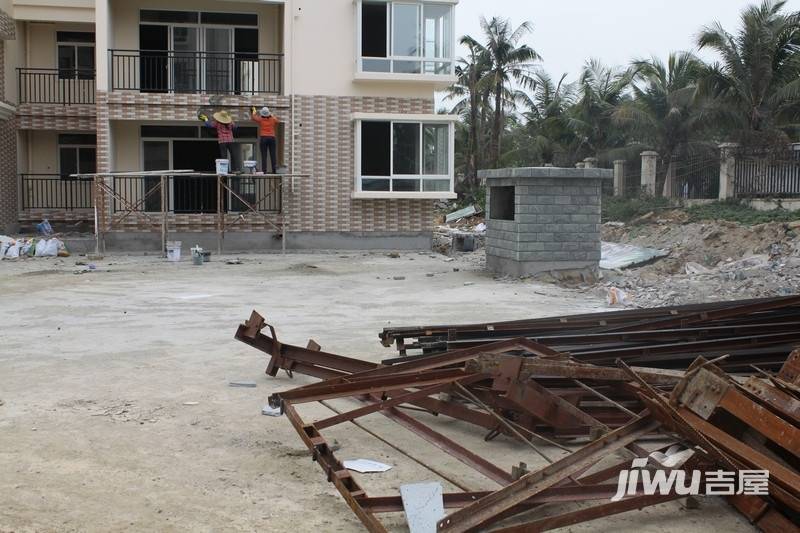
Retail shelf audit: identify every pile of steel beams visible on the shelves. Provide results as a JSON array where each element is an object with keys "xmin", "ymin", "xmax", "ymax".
[
  {"xmin": 235, "ymin": 299, "xmax": 800, "ymax": 532},
  {"xmin": 379, "ymin": 296, "xmax": 800, "ymax": 373}
]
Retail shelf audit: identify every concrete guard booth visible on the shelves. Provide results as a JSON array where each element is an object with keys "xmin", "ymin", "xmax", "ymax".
[{"xmin": 478, "ymin": 167, "xmax": 613, "ymax": 277}]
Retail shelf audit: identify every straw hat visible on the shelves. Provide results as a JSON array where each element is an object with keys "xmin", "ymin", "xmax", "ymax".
[
  {"xmin": 213, "ymin": 110, "xmax": 233, "ymax": 124},
  {"xmin": 259, "ymin": 106, "xmax": 271, "ymax": 117}
]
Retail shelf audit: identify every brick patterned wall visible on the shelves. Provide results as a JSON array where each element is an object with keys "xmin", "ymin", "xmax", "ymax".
[
  {"xmin": 0, "ymin": 17, "xmax": 16, "ymax": 228},
  {"xmin": 291, "ymin": 95, "xmax": 434, "ymax": 233},
  {"xmin": 0, "ymin": 117, "xmax": 17, "ymax": 228},
  {"xmin": 91, "ymin": 93, "xmax": 435, "ymax": 236},
  {"xmin": 0, "ymin": 8, "xmax": 15, "ymax": 41},
  {"xmin": 17, "ymin": 104, "xmax": 97, "ymax": 130}
]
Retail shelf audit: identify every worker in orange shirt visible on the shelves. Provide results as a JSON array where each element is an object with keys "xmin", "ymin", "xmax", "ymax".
[{"xmin": 251, "ymin": 106, "xmax": 279, "ymax": 174}]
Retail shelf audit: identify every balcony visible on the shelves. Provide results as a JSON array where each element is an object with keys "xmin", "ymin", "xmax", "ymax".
[
  {"xmin": 20, "ymin": 174, "xmax": 94, "ymax": 210},
  {"xmin": 109, "ymin": 50, "xmax": 282, "ymax": 95},
  {"xmin": 18, "ymin": 69, "xmax": 96, "ymax": 105}
]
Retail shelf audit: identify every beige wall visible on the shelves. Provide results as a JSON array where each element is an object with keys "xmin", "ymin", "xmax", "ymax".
[
  {"xmin": 25, "ymin": 129, "xmax": 58, "ymax": 173},
  {"xmin": 25, "ymin": 21, "xmax": 94, "ymax": 69},
  {"xmin": 110, "ymin": 0, "xmax": 282, "ymax": 54},
  {"xmin": 286, "ymin": 0, "xmax": 437, "ymax": 100},
  {"xmin": 13, "ymin": 0, "xmax": 95, "ymax": 23},
  {"xmin": 111, "ymin": 120, "xmax": 139, "ymax": 172}
]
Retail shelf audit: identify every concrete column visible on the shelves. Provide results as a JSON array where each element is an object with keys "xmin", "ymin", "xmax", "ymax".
[
  {"xmin": 718, "ymin": 143, "xmax": 739, "ymax": 200},
  {"xmin": 640, "ymin": 151, "xmax": 658, "ymax": 196},
  {"xmin": 583, "ymin": 157, "xmax": 598, "ymax": 169},
  {"xmin": 613, "ymin": 160, "xmax": 625, "ymax": 196},
  {"xmin": 95, "ymin": 0, "xmax": 110, "ymax": 92}
]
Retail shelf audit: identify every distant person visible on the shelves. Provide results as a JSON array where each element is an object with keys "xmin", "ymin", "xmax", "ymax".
[
  {"xmin": 199, "ymin": 110, "xmax": 239, "ymax": 172},
  {"xmin": 251, "ymin": 106, "xmax": 280, "ymax": 174}
]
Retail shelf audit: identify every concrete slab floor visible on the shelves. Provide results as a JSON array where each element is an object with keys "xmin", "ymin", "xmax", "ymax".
[{"xmin": 0, "ymin": 252, "xmax": 755, "ymax": 532}]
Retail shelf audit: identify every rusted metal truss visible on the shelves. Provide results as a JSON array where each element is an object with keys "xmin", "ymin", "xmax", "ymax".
[
  {"xmin": 379, "ymin": 296, "xmax": 800, "ymax": 373},
  {"xmin": 236, "ymin": 304, "xmax": 800, "ymax": 532}
]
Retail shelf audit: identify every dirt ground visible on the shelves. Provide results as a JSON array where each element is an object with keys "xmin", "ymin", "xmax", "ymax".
[{"xmin": 0, "ymin": 251, "xmax": 755, "ymax": 532}]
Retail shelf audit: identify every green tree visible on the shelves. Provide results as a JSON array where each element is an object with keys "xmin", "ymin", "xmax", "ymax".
[
  {"xmin": 569, "ymin": 59, "xmax": 633, "ymax": 161},
  {"xmin": 614, "ymin": 52, "xmax": 708, "ymax": 194},
  {"xmin": 479, "ymin": 17, "xmax": 541, "ymax": 168},
  {"xmin": 697, "ymin": 0, "xmax": 800, "ymax": 145},
  {"xmin": 518, "ymin": 71, "xmax": 578, "ymax": 166}
]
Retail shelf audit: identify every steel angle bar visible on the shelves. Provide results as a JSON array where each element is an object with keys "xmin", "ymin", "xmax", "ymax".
[{"xmin": 436, "ymin": 415, "xmax": 660, "ymax": 532}]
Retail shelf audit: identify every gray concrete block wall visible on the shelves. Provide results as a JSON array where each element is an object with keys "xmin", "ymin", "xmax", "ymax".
[{"xmin": 480, "ymin": 167, "xmax": 611, "ymax": 276}]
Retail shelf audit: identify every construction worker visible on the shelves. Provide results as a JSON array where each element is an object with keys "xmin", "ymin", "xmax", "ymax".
[
  {"xmin": 199, "ymin": 109, "xmax": 239, "ymax": 172},
  {"xmin": 251, "ymin": 106, "xmax": 279, "ymax": 174}
]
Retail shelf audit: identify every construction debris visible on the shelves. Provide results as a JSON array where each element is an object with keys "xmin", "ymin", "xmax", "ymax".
[{"xmin": 235, "ymin": 299, "xmax": 800, "ymax": 531}]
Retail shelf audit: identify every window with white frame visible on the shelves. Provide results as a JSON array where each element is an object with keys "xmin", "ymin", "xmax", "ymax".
[
  {"xmin": 356, "ymin": 118, "xmax": 453, "ymax": 193},
  {"xmin": 58, "ymin": 133, "xmax": 96, "ymax": 178},
  {"xmin": 358, "ymin": 1, "xmax": 454, "ymax": 76}
]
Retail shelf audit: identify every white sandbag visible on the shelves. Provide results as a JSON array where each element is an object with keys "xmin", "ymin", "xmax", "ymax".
[
  {"xmin": 5, "ymin": 242, "xmax": 20, "ymax": 258},
  {"xmin": 35, "ymin": 238, "xmax": 59, "ymax": 257},
  {"xmin": 35, "ymin": 239, "xmax": 48, "ymax": 256}
]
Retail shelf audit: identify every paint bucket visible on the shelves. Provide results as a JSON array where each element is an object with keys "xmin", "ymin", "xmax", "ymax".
[
  {"xmin": 166, "ymin": 241, "xmax": 182, "ymax": 262},
  {"xmin": 191, "ymin": 245, "xmax": 204, "ymax": 266},
  {"xmin": 201, "ymin": 251, "xmax": 211, "ymax": 262},
  {"xmin": 244, "ymin": 160, "xmax": 257, "ymax": 174},
  {"xmin": 215, "ymin": 158, "xmax": 230, "ymax": 175}
]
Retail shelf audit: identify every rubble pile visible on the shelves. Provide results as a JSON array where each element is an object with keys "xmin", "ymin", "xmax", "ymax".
[{"xmin": 599, "ymin": 214, "xmax": 800, "ymax": 307}]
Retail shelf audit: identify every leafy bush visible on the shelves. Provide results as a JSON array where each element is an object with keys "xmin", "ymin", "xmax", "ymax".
[
  {"xmin": 686, "ymin": 200, "xmax": 800, "ymax": 225},
  {"xmin": 601, "ymin": 196, "xmax": 672, "ymax": 223}
]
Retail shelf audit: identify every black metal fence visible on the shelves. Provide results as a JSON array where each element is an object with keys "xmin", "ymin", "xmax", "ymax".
[
  {"xmin": 109, "ymin": 50, "xmax": 282, "ymax": 94},
  {"xmin": 111, "ymin": 175, "xmax": 282, "ymax": 214},
  {"xmin": 669, "ymin": 154, "xmax": 720, "ymax": 199},
  {"xmin": 21, "ymin": 174, "xmax": 94, "ymax": 209},
  {"xmin": 18, "ymin": 68, "xmax": 96, "ymax": 104},
  {"xmin": 735, "ymin": 148, "xmax": 800, "ymax": 198}
]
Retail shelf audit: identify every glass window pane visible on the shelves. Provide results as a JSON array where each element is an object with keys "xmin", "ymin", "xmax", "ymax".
[
  {"xmin": 392, "ymin": 3, "xmax": 420, "ymax": 57},
  {"xmin": 423, "ymin": 179, "xmax": 450, "ymax": 192},
  {"xmin": 59, "ymin": 147, "xmax": 78, "ymax": 177},
  {"xmin": 172, "ymin": 27, "xmax": 198, "ymax": 93},
  {"xmin": 201, "ymin": 12, "xmax": 258, "ymax": 26},
  {"xmin": 423, "ymin": 124, "xmax": 449, "ymax": 175},
  {"xmin": 58, "ymin": 45, "xmax": 75, "ymax": 78},
  {"xmin": 363, "ymin": 58, "xmax": 391, "ymax": 72},
  {"xmin": 362, "ymin": 178, "xmax": 390, "ymax": 191},
  {"xmin": 56, "ymin": 32, "xmax": 95, "ymax": 43},
  {"xmin": 205, "ymin": 28, "xmax": 232, "ymax": 93},
  {"xmin": 77, "ymin": 46, "xmax": 95, "ymax": 79},
  {"xmin": 423, "ymin": 4, "xmax": 451, "ymax": 59},
  {"xmin": 393, "ymin": 179, "xmax": 420, "ymax": 192},
  {"xmin": 392, "ymin": 60, "xmax": 421, "ymax": 74},
  {"xmin": 361, "ymin": 121, "xmax": 390, "ymax": 176},
  {"xmin": 393, "ymin": 123, "xmax": 420, "ymax": 175},
  {"xmin": 141, "ymin": 10, "xmax": 199, "ymax": 24},
  {"xmin": 143, "ymin": 141, "xmax": 170, "ymax": 171},
  {"xmin": 79, "ymin": 148, "xmax": 97, "ymax": 174},
  {"xmin": 362, "ymin": 3, "xmax": 387, "ymax": 57}
]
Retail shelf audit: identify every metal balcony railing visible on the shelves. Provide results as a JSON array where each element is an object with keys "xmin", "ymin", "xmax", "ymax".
[
  {"xmin": 20, "ymin": 174, "xmax": 94, "ymax": 210},
  {"xmin": 109, "ymin": 49, "xmax": 282, "ymax": 95},
  {"xmin": 112, "ymin": 174, "xmax": 282, "ymax": 214},
  {"xmin": 18, "ymin": 69, "xmax": 96, "ymax": 105}
]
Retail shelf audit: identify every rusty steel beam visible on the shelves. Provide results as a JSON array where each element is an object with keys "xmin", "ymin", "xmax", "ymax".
[{"xmin": 436, "ymin": 416, "xmax": 660, "ymax": 532}]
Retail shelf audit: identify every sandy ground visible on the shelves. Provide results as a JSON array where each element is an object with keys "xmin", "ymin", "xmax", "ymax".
[{"xmin": 0, "ymin": 251, "xmax": 755, "ymax": 532}]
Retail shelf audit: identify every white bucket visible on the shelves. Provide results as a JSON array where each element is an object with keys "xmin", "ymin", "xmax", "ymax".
[
  {"xmin": 166, "ymin": 240, "xmax": 182, "ymax": 262},
  {"xmin": 215, "ymin": 158, "xmax": 230, "ymax": 175},
  {"xmin": 244, "ymin": 160, "xmax": 257, "ymax": 174}
]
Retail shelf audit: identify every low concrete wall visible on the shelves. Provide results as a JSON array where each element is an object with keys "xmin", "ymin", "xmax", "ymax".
[
  {"xmin": 84, "ymin": 231, "xmax": 432, "ymax": 253},
  {"xmin": 683, "ymin": 199, "xmax": 800, "ymax": 211}
]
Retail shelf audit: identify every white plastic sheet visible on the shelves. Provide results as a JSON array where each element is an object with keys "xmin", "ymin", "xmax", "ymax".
[{"xmin": 600, "ymin": 242, "xmax": 669, "ymax": 270}]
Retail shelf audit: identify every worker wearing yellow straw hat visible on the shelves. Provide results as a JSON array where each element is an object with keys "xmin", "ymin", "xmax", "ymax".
[{"xmin": 199, "ymin": 109, "xmax": 239, "ymax": 172}]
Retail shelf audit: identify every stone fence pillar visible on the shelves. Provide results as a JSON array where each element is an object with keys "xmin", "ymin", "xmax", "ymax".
[
  {"xmin": 718, "ymin": 143, "xmax": 738, "ymax": 200},
  {"xmin": 640, "ymin": 151, "xmax": 658, "ymax": 196},
  {"xmin": 613, "ymin": 160, "xmax": 625, "ymax": 196}
]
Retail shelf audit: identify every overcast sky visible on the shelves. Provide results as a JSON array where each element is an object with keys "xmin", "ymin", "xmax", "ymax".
[{"xmin": 452, "ymin": 0, "xmax": 800, "ymax": 81}]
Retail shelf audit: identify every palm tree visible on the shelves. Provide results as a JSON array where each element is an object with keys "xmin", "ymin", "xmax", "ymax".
[
  {"xmin": 519, "ymin": 71, "xmax": 578, "ymax": 165},
  {"xmin": 479, "ymin": 17, "xmax": 541, "ymax": 168},
  {"xmin": 447, "ymin": 36, "xmax": 491, "ymax": 188},
  {"xmin": 569, "ymin": 59, "xmax": 633, "ymax": 160},
  {"xmin": 696, "ymin": 0, "xmax": 800, "ymax": 145},
  {"xmin": 614, "ymin": 52, "xmax": 707, "ymax": 195}
]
